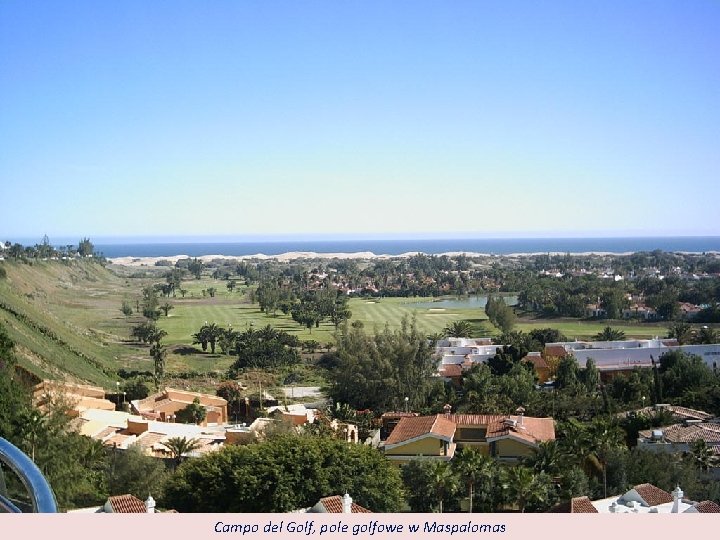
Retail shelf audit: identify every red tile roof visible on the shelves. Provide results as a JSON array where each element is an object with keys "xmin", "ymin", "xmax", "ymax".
[
  {"xmin": 385, "ymin": 413, "xmax": 555, "ymax": 446},
  {"xmin": 385, "ymin": 415, "xmax": 456, "ymax": 445},
  {"xmin": 439, "ymin": 364, "xmax": 463, "ymax": 378},
  {"xmin": 318, "ymin": 496, "xmax": 372, "ymax": 513},
  {"xmin": 549, "ymin": 496, "xmax": 598, "ymax": 513},
  {"xmin": 694, "ymin": 500, "xmax": 720, "ymax": 513},
  {"xmin": 107, "ymin": 494, "xmax": 147, "ymax": 513},
  {"xmin": 632, "ymin": 484, "xmax": 673, "ymax": 506},
  {"xmin": 640, "ymin": 423, "xmax": 720, "ymax": 444}
]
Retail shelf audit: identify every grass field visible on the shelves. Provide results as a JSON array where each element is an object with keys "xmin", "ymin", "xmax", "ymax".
[{"xmin": 0, "ymin": 261, "xmax": 672, "ymax": 384}]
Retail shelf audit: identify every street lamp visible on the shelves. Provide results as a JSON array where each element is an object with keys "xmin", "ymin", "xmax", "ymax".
[
  {"xmin": 404, "ymin": 396, "xmax": 409, "ymax": 412},
  {"xmin": 115, "ymin": 382, "xmax": 120, "ymax": 408}
]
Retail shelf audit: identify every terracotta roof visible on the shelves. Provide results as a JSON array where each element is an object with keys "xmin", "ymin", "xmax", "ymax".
[
  {"xmin": 439, "ymin": 364, "xmax": 463, "ymax": 377},
  {"xmin": 544, "ymin": 345, "xmax": 568, "ymax": 358},
  {"xmin": 95, "ymin": 426, "xmax": 120, "ymax": 440},
  {"xmin": 318, "ymin": 496, "xmax": 371, "ymax": 513},
  {"xmin": 381, "ymin": 412, "xmax": 419, "ymax": 418},
  {"xmin": 104, "ymin": 430, "xmax": 133, "ymax": 447},
  {"xmin": 694, "ymin": 500, "xmax": 720, "ymax": 513},
  {"xmin": 135, "ymin": 432, "xmax": 166, "ymax": 450},
  {"xmin": 632, "ymin": 484, "xmax": 673, "ymax": 506},
  {"xmin": 447, "ymin": 414, "xmax": 505, "ymax": 426},
  {"xmin": 485, "ymin": 416, "xmax": 556, "ymax": 445},
  {"xmin": 107, "ymin": 494, "xmax": 147, "ymax": 513},
  {"xmin": 640, "ymin": 423, "xmax": 720, "ymax": 444},
  {"xmin": 385, "ymin": 415, "xmax": 456, "ymax": 446},
  {"xmin": 524, "ymin": 355, "xmax": 549, "ymax": 369},
  {"xmin": 549, "ymin": 496, "xmax": 598, "ymax": 513}
]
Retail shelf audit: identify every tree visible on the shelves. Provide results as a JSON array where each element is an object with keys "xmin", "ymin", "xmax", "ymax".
[
  {"xmin": 581, "ymin": 358, "xmax": 600, "ymax": 393},
  {"xmin": 697, "ymin": 326, "xmax": 719, "ymax": 345},
  {"xmin": 229, "ymin": 326, "xmax": 300, "ymax": 374},
  {"xmin": 163, "ymin": 436, "xmax": 203, "ymax": 468},
  {"xmin": 175, "ymin": 398, "xmax": 207, "ymax": 425},
  {"xmin": 78, "ymin": 237, "xmax": 94, "ymax": 257},
  {"xmin": 427, "ymin": 461, "xmax": 459, "ymax": 513},
  {"xmin": 503, "ymin": 466, "xmax": 549, "ymax": 513},
  {"xmin": 453, "ymin": 447, "xmax": 493, "ymax": 513},
  {"xmin": 107, "ymin": 443, "xmax": 167, "ymax": 498},
  {"xmin": 444, "ymin": 320, "xmax": 473, "ymax": 338},
  {"xmin": 160, "ymin": 302, "xmax": 174, "ymax": 316},
  {"xmin": 327, "ymin": 317, "xmax": 437, "ymax": 414},
  {"xmin": 216, "ymin": 381, "xmax": 244, "ymax": 422},
  {"xmin": 593, "ymin": 326, "xmax": 626, "ymax": 341},
  {"xmin": 528, "ymin": 328, "xmax": 568, "ymax": 346},
  {"xmin": 667, "ymin": 322, "xmax": 693, "ymax": 345},
  {"xmin": 120, "ymin": 301, "xmax": 133, "ymax": 316},
  {"xmin": 402, "ymin": 459, "xmax": 459, "ymax": 513},
  {"xmin": 0, "ymin": 323, "xmax": 15, "ymax": 369},
  {"xmin": 328, "ymin": 294, "xmax": 352, "ymax": 329},
  {"xmin": 291, "ymin": 299, "xmax": 322, "ymax": 332},
  {"xmin": 121, "ymin": 378, "xmax": 151, "ymax": 401},
  {"xmin": 555, "ymin": 356, "xmax": 580, "ymax": 390},
  {"xmin": 150, "ymin": 342, "xmax": 166, "ymax": 390},
  {"xmin": 188, "ymin": 258, "xmax": 203, "ymax": 279},
  {"xmin": 161, "ymin": 435, "xmax": 404, "ymax": 512}
]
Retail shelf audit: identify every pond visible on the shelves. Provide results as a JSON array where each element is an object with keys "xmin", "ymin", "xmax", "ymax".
[{"xmin": 405, "ymin": 295, "xmax": 518, "ymax": 310}]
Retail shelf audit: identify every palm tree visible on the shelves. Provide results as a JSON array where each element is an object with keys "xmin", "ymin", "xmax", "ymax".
[
  {"xmin": 697, "ymin": 326, "xmax": 719, "ymax": 345},
  {"xmin": 524, "ymin": 440, "xmax": 561, "ymax": 476},
  {"xmin": 667, "ymin": 322, "xmax": 693, "ymax": 345},
  {"xmin": 163, "ymin": 436, "xmax": 202, "ymax": 469},
  {"xmin": 690, "ymin": 439, "xmax": 715, "ymax": 472},
  {"xmin": 426, "ymin": 461, "xmax": 459, "ymax": 513},
  {"xmin": 453, "ymin": 447, "xmax": 493, "ymax": 512},
  {"xmin": 593, "ymin": 326, "xmax": 626, "ymax": 341},
  {"xmin": 504, "ymin": 466, "xmax": 548, "ymax": 513},
  {"xmin": 586, "ymin": 417, "xmax": 625, "ymax": 498},
  {"xmin": 444, "ymin": 320, "xmax": 473, "ymax": 338}
]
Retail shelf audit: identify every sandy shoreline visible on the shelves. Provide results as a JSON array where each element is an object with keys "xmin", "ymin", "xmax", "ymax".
[{"xmin": 107, "ymin": 250, "xmax": 654, "ymax": 266}]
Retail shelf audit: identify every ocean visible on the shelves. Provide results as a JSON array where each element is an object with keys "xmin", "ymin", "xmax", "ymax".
[{"xmin": 93, "ymin": 237, "xmax": 720, "ymax": 258}]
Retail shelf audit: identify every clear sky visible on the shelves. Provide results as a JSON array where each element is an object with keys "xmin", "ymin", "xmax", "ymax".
[{"xmin": 1, "ymin": 1, "xmax": 718, "ymax": 241}]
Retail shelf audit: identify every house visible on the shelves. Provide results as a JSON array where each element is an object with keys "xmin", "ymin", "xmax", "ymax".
[
  {"xmin": 76, "ymin": 408, "xmax": 226, "ymax": 457},
  {"xmin": 266, "ymin": 404, "xmax": 316, "ymax": 426},
  {"xmin": 67, "ymin": 494, "xmax": 157, "ymax": 513},
  {"xmin": 131, "ymin": 387, "xmax": 228, "ymax": 425},
  {"xmin": 542, "ymin": 339, "xmax": 720, "ymax": 376},
  {"xmin": 306, "ymin": 494, "xmax": 371, "ymax": 514},
  {"xmin": 618, "ymin": 404, "xmax": 714, "ymax": 423},
  {"xmin": 32, "ymin": 380, "xmax": 116, "ymax": 416},
  {"xmin": 553, "ymin": 484, "xmax": 720, "ymax": 514},
  {"xmin": 382, "ymin": 410, "xmax": 555, "ymax": 465},
  {"xmin": 637, "ymin": 419, "xmax": 720, "ymax": 455},
  {"xmin": 522, "ymin": 352, "xmax": 550, "ymax": 383}
]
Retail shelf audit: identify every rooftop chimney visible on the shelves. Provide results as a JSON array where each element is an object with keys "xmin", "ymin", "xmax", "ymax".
[
  {"xmin": 671, "ymin": 486, "xmax": 683, "ymax": 513},
  {"xmin": 145, "ymin": 494, "xmax": 156, "ymax": 514},
  {"xmin": 443, "ymin": 403, "xmax": 452, "ymax": 418},
  {"xmin": 342, "ymin": 493, "xmax": 352, "ymax": 514},
  {"xmin": 516, "ymin": 406, "xmax": 525, "ymax": 428}
]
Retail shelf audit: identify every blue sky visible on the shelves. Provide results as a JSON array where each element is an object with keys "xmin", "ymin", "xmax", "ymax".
[{"xmin": 1, "ymin": 1, "xmax": 718, "ymax": 241}]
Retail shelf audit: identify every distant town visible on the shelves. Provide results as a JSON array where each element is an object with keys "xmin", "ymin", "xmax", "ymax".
[{"xmin": 1, "ymin": 239, "xmax": 719, "ymax": 513}]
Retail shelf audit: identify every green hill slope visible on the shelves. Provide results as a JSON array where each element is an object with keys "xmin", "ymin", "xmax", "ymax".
[{"xmin": 0, "ymin": 260, "xmax": 145, "ymax": 387}]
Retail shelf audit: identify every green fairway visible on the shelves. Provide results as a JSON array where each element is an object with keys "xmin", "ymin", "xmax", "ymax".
[
  {"xmin": 0, "ymin": 261, "xmax": 673, "ymax": 383},
  {"xmin": 157, "ymin": 294, "xmax": 493, "ymax": 346},
  {"xmin": 515, "ymin": 319, "xmax": 669, "ymax": 340}
]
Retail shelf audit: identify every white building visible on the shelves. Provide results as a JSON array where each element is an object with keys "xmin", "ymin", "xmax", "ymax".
[{"xmin": 545, "ymin": 339, "xmax": 720, "ymax": 372}]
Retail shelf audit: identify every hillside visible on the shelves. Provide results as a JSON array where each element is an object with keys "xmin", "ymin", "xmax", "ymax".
[{"xmin": 0, "ymin": 260, "xmax": 151, "ymax": 388}]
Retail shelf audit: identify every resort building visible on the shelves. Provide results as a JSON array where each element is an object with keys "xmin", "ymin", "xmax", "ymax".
[
  {"xmin": 131, "ymin": 387, "xmax": 228, "ymax": 425},
  {"xmin": 553, "ymin": 484, "xmax": 720, "ymax": 514},
  {"xmin": 382, "ymin": 409, "xmax": 555, "ymax": 465}
]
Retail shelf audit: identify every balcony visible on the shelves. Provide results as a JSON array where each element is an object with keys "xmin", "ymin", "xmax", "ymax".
[{"xmin": 0, "ymin": 437, "xmax": 57, "ymax": 513}]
